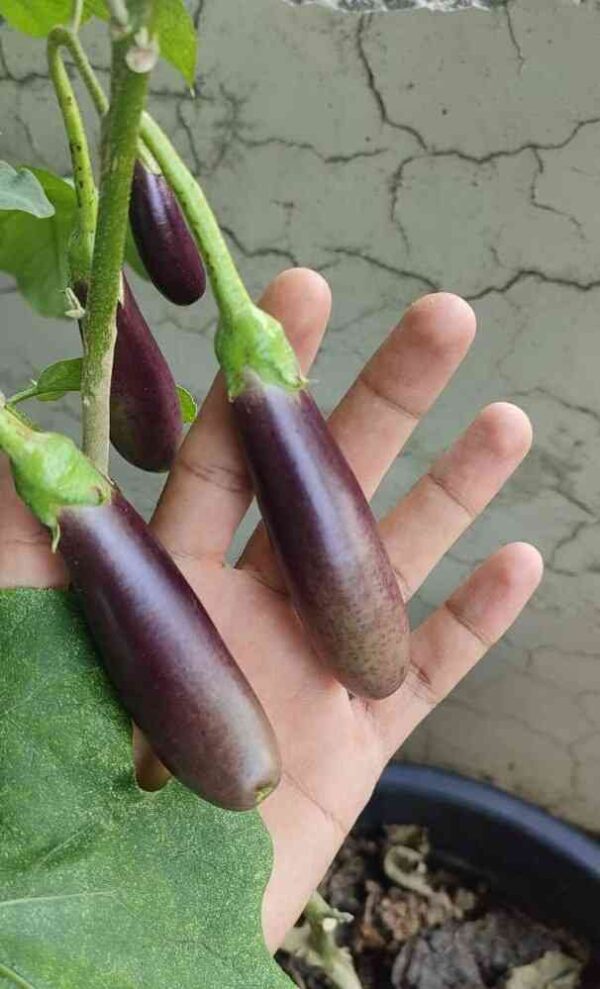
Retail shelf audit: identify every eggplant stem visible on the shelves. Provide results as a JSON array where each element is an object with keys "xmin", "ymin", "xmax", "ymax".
[
  {"xmin": 69, "ymin": 0, "xmax": 84, "ymax": 33},
  {"xmin": 78, "ymin": 0, "xmax": 157, "ymax": 471},
  {"xmin": 282, "ymin": 893, "xmax": 363, "ymax": 989},
  {"xmin": 49, "ymin": 26, "xmax": 109, "ymax": 118},
  {"xmin": 7, "ymin": 385, "xmax": 39, "ymax": 406},
  {"xmin": 47, "ymin": 32, "xmax": 97, "ymax": 285}
]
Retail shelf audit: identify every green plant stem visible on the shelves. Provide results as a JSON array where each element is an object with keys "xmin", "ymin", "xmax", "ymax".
[
  {"xmin": 107, "ymin": 0, "xmax": 131, "ymax": 27},
  {"xmin": 50, "ymin": 26, "xmax": 109, "ymax": 118},
  {"xmin": 282, "ymin": 893, "xmax": 363, "ymax": 989},
  {"xmin": 70, "ymin": 0, "xmax": 84, "ymax": 32},
  {"xmin": 47, "ymin": 31, "xmax": 97, "ymax": 283},
  {"xmin": 8, "ymin": 385, "xmax": 38, "ymax": 406},
  {"xmin": 139, "ymin": 115, "xmax": 303, "ymax": 394},
  {"xmin": 80, "ymin": 1, "xmax": 156, "ymax": 470},
  {"xmin": 47, "ymin": 28, "xmax": 156, "ymax": 175}
]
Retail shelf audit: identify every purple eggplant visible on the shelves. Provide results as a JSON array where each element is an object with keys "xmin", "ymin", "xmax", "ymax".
[
  {"xmin": 130, "ymin": 160, "xmax": 206, "ymax": 306},
  {"xmin": 76, "ymin": 277, "xmax": 182, "ymax": 473},
  {"xmin": 0, "ymin": 408, "xmax": 281, "ymax": 810},
  {"xmin": 57, "ymin": 489, "xmax": 280, "ymax": 809},
  {"xmin": 110, "ymin": 277, "xmax": 182, "ymax": 472},
  {"xmin": 233, "ymin": 375, "xmax": 409, "ymax": 701}
]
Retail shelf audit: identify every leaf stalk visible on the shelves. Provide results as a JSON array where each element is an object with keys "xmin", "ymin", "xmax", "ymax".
[{"xmin": 78, "ymin": 0, "xmax": 157, "ymax": 470}]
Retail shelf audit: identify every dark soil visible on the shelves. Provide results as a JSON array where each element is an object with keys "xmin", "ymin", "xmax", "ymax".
[{"xmin": 278, "ymin": 825, "xmax": 598, "ymax": 989}]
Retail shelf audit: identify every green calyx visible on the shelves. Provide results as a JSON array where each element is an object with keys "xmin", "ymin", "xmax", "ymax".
[
  {"xmin": 0, "ymin": 405, "xmax": 112, "ymax": 548},
  {"xmin": 215, "ymin": 303, "xmax": 306, "ymax": 398}
]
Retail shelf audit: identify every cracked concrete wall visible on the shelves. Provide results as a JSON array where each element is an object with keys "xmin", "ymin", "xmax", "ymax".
[
  {"xmin": 287, "ymin": 1, "xmax": 503, "ymax": 10},
  {"xmin": 1, "ymin": 0, "xmax": 599, "ymax": 829}
]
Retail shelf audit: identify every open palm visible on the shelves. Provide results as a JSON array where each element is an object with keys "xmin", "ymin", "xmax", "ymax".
[{"xmin": 0, "ymin": 268, "xmax": 543, "ymax": 949}]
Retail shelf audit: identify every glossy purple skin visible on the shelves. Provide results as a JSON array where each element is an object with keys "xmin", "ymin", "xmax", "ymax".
[
  {"xmin": 58, "ymin": 490, "xmax": 281, "ymax": 810},
  {"xmin": 233, "ymin": 381, "xmax": 410, "ymax": 700},
  {"xmin": 110, "ymin": 277, "xmax": 182, "ymax": 472},
  {"xmin": 130, "ymin": 161, "xmax": 206, "ymax": 306}
]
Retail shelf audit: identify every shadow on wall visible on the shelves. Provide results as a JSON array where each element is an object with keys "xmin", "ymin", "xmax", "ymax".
[{"xmin": 284, "ymin": 0, "xmax": 506, "ymax": 11}]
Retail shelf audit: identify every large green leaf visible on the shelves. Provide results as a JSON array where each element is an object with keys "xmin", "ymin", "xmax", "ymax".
[
  {"xmin": 0, "ymin": 162, "xmax": 55, "ymax": 217},
  {"xmin": 0, "ymin": 0, "xmax": 74, "ymax": 36},
  {"xmin": 0, "ymin": 1, "xmax": 197, "ymax": 84},
  {"xmin": 0, "ymin": 168, "xmax": 76, "ymax": 317},
  {"xmin": 87, "ymin": 0, "xmax": 198, "ymax": 86},
  {"xmin": 154, "ymin": 0, "xmax": 198, "ymax": 86},
  {"xmin": 0, "ymin": 589, "xmax": 291, "ymax": 989}
]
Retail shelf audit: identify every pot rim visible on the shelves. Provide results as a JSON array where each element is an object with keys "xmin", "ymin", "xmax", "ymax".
[{"xmin": 359, "ymin": 763, "xmax": 600, "ymax": 948}]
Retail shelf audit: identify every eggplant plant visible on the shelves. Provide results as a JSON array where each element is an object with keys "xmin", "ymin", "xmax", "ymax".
[{"xmin": 0, "ymin": 0, "xmax": 409, "ymax": 984}]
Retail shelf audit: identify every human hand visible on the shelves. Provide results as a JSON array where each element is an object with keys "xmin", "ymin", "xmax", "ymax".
[{"xmin": 0, "ymin": 268, "xmax": 543, "ymax": 950}]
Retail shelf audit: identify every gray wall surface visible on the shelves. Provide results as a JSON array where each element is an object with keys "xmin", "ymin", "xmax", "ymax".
[{"xmin": 1, "ymin": 0, "xmax": 599, "ymax": 828}]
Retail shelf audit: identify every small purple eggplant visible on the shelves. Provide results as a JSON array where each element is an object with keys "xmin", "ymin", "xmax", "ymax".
[
  {"xmin": 130, "ymin": 160, "xmax": 206, "ymax": 306},
  {"xmin": 76, "ymin": 277, "xmax": 183, "ymax": 473},
  {"xmin": 232, "ymin": 374, "xmax": 410, "ymax": 701},
  {"xmin": 110, "ymin": 277, "xmax": 182, "ymax": 472},
  {"xmin": 0, "ymin": 414, "xmax": 280, "ymax": 811},
  {"xmin": 59, "ymin": 491, "xmax": 280, "ymax": 810}
]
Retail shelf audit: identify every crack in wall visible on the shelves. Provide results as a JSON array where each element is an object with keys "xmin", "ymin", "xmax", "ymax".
[
  {"xmin": 528, "ymin": 148, "xmax": 584, "ymax": 238},
  {"xmin": 325, "ymin": 245, "xmax": 439, "ymax": 290},
  {"xmin": 512, "ymin": 387, "xmax": 600, "ymax": 430},
  {"xmin": 465, "ymin": 267, "xmax": 600, "ymax": 302},
  {"xmin": 287, "ymin": 0, "xmax": 505, "ymax": 9},
  {"xmin": 193, "ymin": 0, "xmax": 205, "ymax": 31},
  {"xmin": 389, "ymin": 116, "xmax": 600, "ymax": 211},
  {"xmin": 354, "ymin": 16, "xmax": 428, "ymax": 147},
  {"xmin": 504, "ymin": 1, "xmax": 525, "ymax": 72},
  {"xmin": 221, "ymin": 223, "xmax": 300, "ymax": 268}
]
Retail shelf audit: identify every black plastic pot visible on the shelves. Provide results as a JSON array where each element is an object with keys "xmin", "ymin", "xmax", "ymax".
[{"xmin": 359, "ymin": 764, "xmax": 600, "ymax": 949}]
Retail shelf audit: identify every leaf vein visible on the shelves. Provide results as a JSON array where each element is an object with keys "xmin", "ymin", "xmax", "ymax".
[{"xmin": 0, "ymin": 960, "xmax": 37, "ymax": 989}]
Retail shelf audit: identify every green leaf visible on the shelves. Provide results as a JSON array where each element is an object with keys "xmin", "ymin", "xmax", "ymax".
[
  {"xmin": 0, "ymin": 0, "xmax": 74, "ymax": 36},
  {"xmin": 0, "ymin": 162, "xmax": 55, "ymax": 217},
  {"xmin": 35, "ymin": 357, "xmax": 83, "ymax": 402},
  {"xmin": 9, "ymin": 357, "xmax": 83, "ymax": 405},
  {"xmin": 0, "ymin": 589, "xmax": 292, "ymax": 989},
  {"xmin": 13, "ymin": 364, "xmax": 200, "ymax": 424},
  {"xmin": 0, "ymin": 1, "xmax": 197, "ymax": 81},
  {"xmin": 87, "ymin": 0, "xmax": 198, "ymax": 86},
  {"xmin": 177, "ymin": 385, "xmax": 198, "ymax": 424},
  {"xmin": 0, "ymin": 168, "xmax": 77, "ymax": 317},
  {"xmin": 0, "ymin": 0, "xmax": 101, "ymax": 35},
  {"xmin": 154, "ymin": 0, "xmax": 198, "ymax": 86}
]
